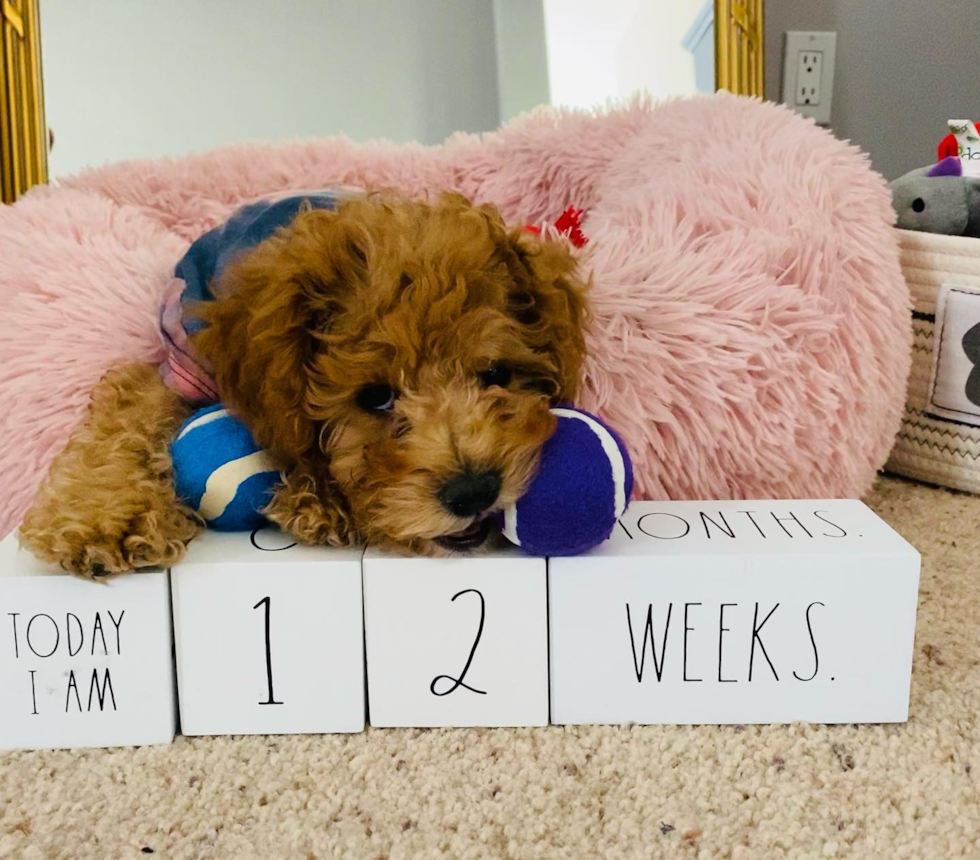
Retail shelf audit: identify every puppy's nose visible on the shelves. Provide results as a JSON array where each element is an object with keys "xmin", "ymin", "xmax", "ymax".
[{"xmin": 438, "ymin": 470, "xmax": 502, "ymax": 518}]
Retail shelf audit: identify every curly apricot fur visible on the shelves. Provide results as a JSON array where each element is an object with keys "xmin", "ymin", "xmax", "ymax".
[
  {"xmin": 19, "ymin": 364, "xmax": 202, "ymax": 576},
  {"xmin": 22, "ymin": 193, "xmax": 588, "ymax": 572}
]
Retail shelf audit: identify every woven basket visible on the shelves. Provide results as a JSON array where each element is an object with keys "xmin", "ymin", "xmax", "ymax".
[{"xmin": 887, "ymin": 229, "xmax": 980, "ymax": 492}]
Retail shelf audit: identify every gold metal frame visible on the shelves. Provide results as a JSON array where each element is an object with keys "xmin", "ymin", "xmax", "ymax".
[
  {"xmin": 715, "ymin": 0, "xmax": 765, "ymax": 97},
  {"xmin": 1, "ymin": 0, "xmax": 46, "ymax": 204}
]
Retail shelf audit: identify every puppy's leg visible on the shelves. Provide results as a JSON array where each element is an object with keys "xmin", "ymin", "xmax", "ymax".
[
  {"xmin": 264, "ymin": 467, "xmax": 359, "ymax": 548},
  {"xmin": 19, "ymin": 363, "xmax": 202, "ymax": 577}
]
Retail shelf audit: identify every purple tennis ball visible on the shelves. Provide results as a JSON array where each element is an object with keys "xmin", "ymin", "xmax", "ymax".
[{"xmin": 499, "ymin": 407, "xmax": 633, "ymax": 556}]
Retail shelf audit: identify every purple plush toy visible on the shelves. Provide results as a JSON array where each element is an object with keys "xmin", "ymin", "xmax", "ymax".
[{"xmin": 497, "ymin": 406, "xmax": 633, "ymax": 556}]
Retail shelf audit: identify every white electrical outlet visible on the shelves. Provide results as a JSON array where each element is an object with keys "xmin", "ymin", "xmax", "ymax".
[
  {"xmin": 796, "ymin": 50, "xmax": 822, "ymax": 106},
  {"xmin": 782, "ymin": 31, "xmax": 837, "ymax": 125}
]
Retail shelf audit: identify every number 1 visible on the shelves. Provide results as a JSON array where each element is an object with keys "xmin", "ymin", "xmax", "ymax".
[{"xmin": 253, "ymin": 596, "xmax": 283, "ymax": 705}]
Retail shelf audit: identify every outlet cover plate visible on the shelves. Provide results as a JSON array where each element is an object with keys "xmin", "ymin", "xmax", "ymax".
[{"xmin": 782, "ymin": 31, "xmax": 837, "ymax": 125}]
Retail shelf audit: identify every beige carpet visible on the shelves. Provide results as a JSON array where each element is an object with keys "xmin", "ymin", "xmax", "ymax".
[{"xmin": 2, "ymin": 475, "xmax": 979, "ymax": 860}]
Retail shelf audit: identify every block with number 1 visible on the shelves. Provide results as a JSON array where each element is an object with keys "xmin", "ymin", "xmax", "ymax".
[{"xmin": 170, "ymin": 527, "xmax": 365, "ymax": 735}]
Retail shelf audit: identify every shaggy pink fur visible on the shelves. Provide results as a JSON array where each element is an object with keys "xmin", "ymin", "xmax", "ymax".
[{"xmin": 0, "ymin": 94, "xmax": 910, "ymax": 537}]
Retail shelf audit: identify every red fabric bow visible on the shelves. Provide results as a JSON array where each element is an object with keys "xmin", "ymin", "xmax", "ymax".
[{"xmin": 524, "ymin": 206, "xmax": 588, "ymax": 248}]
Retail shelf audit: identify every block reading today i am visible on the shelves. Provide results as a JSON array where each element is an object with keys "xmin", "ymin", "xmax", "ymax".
[
  {"xmin": 0, "ymin": 533, "xmax": 176, "ymax": 751},
  {"xmin": 549, "ymin": 500, "xmax": 920, "ymax": 726}
]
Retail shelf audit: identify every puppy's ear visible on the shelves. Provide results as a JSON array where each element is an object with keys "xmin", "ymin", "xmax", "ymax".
[
  {"xmin": 192, "ymin": 208, "xmax": 368, "ymax": 460},
  {"xmin": 501, "ymin": 228, "xmax": 589, "ymax": 402}
]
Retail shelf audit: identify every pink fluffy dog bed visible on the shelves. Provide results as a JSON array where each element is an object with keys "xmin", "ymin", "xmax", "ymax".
[{"xmin": 0, "ymin": 94, "xmax": 910, "ymax": 537}]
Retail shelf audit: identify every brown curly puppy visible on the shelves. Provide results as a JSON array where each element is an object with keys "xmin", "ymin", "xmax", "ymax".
[{"xmin": 20, "ymin": 193, "xmax": 588, "ymax": 576}]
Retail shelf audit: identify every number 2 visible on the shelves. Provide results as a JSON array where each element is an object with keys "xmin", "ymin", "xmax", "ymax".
[
  {"xmin": 253, "ymin": 596, "xmax": 283, "ymax": 705},
  {"xmin": 429, "ymin": 588, "xmax": 488, "ymax": 697}
]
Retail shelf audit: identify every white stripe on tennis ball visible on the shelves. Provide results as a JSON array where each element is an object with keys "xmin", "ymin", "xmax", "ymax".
[
  {"xmin": 502, "ymin": 504, "xmax": 521, "ymax": 546},
  {"xmin": 176, "ymin": 408, "xmax": 230, "ymax": 441},
  {"xmin": 550, "ymin": 408, "xmax": 627, "ymax": 517},
  {"xmin": 197, "ymin": 451, "xmax": 281, "ymax": 521}
]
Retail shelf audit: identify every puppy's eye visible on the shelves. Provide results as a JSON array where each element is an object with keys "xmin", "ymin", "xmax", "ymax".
[
  {"xmin": 912, "ymin": 197, "xmax": 925, "ymax": 213},
  {"xmin": 356, "ymin": 384, "xmax": 397, "ymax": 413},
  {"xmin": 478, "ymin": 363, "xmax": 512, "ymax": 389}
]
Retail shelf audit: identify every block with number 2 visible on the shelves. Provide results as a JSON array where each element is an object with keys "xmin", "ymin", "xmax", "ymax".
[
  {"xmin": 170, "ymin": 527, "xmax": 365, "ymax": 736},
  {"xmin": 363, "ymin": 541, "xmax": 548, "ymax": 728}
]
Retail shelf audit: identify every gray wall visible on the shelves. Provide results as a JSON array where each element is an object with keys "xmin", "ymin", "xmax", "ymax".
[
  {"xmin": 493, "ymin": 0, "xmax": 550, "ymax": 121},
  {"xmin": 41, "ymin": 0, "xmax": 505, "ymax": 177},
  {"xmin": 765, "ymin": 0, "xmax": 980, "ymax": 180}
]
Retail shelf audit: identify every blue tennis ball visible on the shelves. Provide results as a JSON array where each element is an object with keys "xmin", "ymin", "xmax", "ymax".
[
  {"xmin": 171, "ymin": 404, "xmax": 281, "ymax": 531},
  {"xmin": 498, "ymin": 407, "xmax": 633, "ymax": 556}
]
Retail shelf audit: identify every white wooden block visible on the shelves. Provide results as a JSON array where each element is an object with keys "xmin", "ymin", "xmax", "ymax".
[
  {"xmin": 363, "ymin": 541, "xmax": 548, "ymax": 727},
  {"xmin": 550, "ymin": 500, "xmax": 920, "ymax": 725},
  {"xmin": 170, "ymin": 527, "xmax": 365, "ymax": 735},
  {"xmin": 0, "ymin": 534, "xmax": 176, "ymax": 750}
]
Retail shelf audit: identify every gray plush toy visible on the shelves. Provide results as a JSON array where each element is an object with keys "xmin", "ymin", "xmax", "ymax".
[{"xmin": 890, "ymin": 156, "xmax": 980, "ymax": 237}]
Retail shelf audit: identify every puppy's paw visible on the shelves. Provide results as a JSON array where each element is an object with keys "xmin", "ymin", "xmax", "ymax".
[
  {"xmin": 264, "ymin": 470, "xmax": 359, "ymax": 548},
  {"xmin": 19, "ymin": 507, "xmax": 201, "ymax": 579}
]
